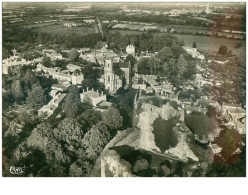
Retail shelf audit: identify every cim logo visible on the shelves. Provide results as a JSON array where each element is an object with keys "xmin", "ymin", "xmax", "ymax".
[{"xmin": 7, "ymin": 166, "xmax": 26, "ymax": 175}]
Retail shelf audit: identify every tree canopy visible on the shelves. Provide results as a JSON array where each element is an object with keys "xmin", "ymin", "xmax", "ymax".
[
  {"xmin": 62, "ymin": 85, "xmax": 81, "ymax": 116},
  {"xmin": 102, "ymin": 107, "xmax": 123, "ymax": 130},
  {"xmin": 26, "ymin": 85, "xmax": 47, "ymax": 109}
]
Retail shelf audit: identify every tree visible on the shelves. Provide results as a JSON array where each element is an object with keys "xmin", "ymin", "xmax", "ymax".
[
  {"xmin": 26, "ymin": 122, "xmax": 68, "ymax": 166},
  {"xmin": 133, "ymin": 157, "xmax": 149, "ymax": 173},
  {"xmin": 157, "ymin": 46, "xmax": 173, "ymax": 62},
  {"xmin": 26, "ymin": 85, "xmax": 47, "ymax": 109},
  {"xmin": 22, "ymin": 51, "xmax": 41, "ymax": 61},
  {"xmin": 148, "ymin": 56, "xmax": 159, "ymax": 75},
  {"xmin": 95, "ymin": 41, "xmax": 107, "ymax": 49},
  {"xmin": 137, "ymin": 57, "xmax": 150, "ymax": 74},
  {"xmin": 218, "ymin": 45, "xmax": 228, "ymax": 55},
  {"xmin": 62, "ymin": 85, "xmax": 81, "ymax": 116},
  {"xmin": 79, "ymin": 109, "xmax": 102, "ymax": 128},
  {"xmin": 176, "ymin": 54, "xmax": 188, "ymax": 76},
  {"xmin": 4, "ymin": 120, "xmax": 23, "ymax": 137},
  {"xmin": 11, "ymin": 79, "xmax": 25, "ymax": 104},
  {"xmin": 215, "ymin": 127, "xmax": 242, "ymax": 163},
  {"xmin": 53, "ymin": 117, "xmax": 83, "ymax": 150},
  {"xmin": 82, "ymin": 122, "xmax": 111, "ymax": 160},
  {"xmin": 185, "ymin": 112, "xmax": 214, "ymax": 137},
  {"xmin": 125, "ymin": 54, "xmax": 137, "ymax": 67},
  {"xmin": 55, "ymin": 59, "xmax": 67, "ymax": 70},
  {"xmin": 24, "ymin": 69, "xmax": 39, "ymax": 89},
  {"xmin": 42, "ymin": 56, "xmax": 52, "ymax": 67},
  {"xmin": 68, "ymin": 48, "xmax": 79, "ymax": 61},
  {"xmin": 101, "ymin": 107, "xmax": 123, "ymax": 130},
  {"xmin": 172, "ymin": 46, "xmax": 184, "ymax": 58},
  {"xmin": 69, "ymin": 162, "xmax": 84, "ymax": 177},
  {"xmin": 193, "ymin": 42, "xmax": 197, "ymax": 48}
]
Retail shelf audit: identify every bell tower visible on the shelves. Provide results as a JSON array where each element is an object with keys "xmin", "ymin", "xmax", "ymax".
[{"xmin": 104, "ymin": 59, "xmax": 114, "ymax": 91}]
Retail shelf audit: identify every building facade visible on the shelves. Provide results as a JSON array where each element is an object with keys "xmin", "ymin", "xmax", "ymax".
[{"xmin": 104, "ymin": 59, "xmax": 123, "ymax": 93}]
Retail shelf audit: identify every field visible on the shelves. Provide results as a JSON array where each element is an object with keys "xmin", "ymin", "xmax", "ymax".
[
  {"xmin": 112, "ymin": 23, "xmax": 209, "ymax": 34},
  {"xmin": 33, "ymin": 25, "xmax": 94, "ymax": 36},
  {"xmin": 109, "ymin": 29, "xmax": 144, "ymax": 35},
  {"xmin": 23, "ymin": 22, "xmax": 62, "ymax": 29},
  {"xmin": 174, "ymin": 34, "xmax": 246, "ymax": 61},
  {"xmin": 109, "ymin": 29, "xmax": 246, "ymax": 62}
]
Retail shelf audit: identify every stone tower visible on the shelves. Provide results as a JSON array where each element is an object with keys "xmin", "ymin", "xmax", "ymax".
[
  {"xmin": 104, "ymin": 59, "xmax": 114, "ymax": 91},
  {"xmin": 126, "ymin": 44, "xmax": 135, "ymax": 56},
  {"xmin": 206, "ymin": 3, "xmax": 211, "ymax": 14}
]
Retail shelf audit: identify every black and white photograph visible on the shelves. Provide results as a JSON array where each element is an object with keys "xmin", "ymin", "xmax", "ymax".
[{"xmin": 1, "ymin": 0, "xmax": 246, "ymax": 180}]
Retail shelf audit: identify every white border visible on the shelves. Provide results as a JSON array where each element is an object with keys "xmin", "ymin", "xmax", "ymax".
[{"xmin": 0, "ymin": 1, "xmax": 247, "ymax": 195}]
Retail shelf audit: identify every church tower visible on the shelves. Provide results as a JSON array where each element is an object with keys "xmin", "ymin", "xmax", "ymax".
[
  {"xmin": 126, "ymin": 44, "xmax": 135, "ymax": 56},
  {"xmin": 206, "ymin": 3, "xmax": 211, "ymax": 14},
  {"xmin": 104, "ymin": 59, "xmax": 114, "ymax": 91}
]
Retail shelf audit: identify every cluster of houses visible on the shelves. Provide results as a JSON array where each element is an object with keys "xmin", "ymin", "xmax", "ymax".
[
  {"xmin": 79, "ymin": 45, "xmax": 120, "ymax": 65},
  {"xmin": 79, "ymin": 44, "xmax": 136, "ymax": 66},
  {"xmin": 62, "ymin": 22, "xmax": 82, "ymax": 28},
  {"xmin": 3, "ymin": 43, "xmax": 245, "ymax": 138},
  {"xmin": 42, "ymin": 49, "xmax": 63, "ymax": 61},
  {"xmin": 182, "ymin": 46, "xmax": 205, "ymax": 60},
  {"xmin": 140, "ymin": 75, "xmax": 175, "ymax": 98},
  {"xmin": 37, "ymin": 63, "xmax": 84, "ymax": 85},
  {"xmin": 2, "ymin": 49, "xmax": 42, "ymax": 75},
  {"xmin": 38, "ymin": 91, "xmax": 66, "ymax": 119}
]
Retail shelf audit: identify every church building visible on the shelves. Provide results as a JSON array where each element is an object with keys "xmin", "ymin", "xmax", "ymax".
[{"xmin": 103, "ymin": 59, "xmax": 131, "ymax": 93}]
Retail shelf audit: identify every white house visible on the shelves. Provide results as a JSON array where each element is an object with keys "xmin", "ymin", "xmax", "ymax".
[{"xmin": 80, "ymin": 88, "xmax": 107, "ymax": 107}]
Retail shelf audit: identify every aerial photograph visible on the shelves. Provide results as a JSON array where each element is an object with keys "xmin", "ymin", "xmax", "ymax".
[{"xmin": 2, "ymin": 2, "xmax": 246, "ymax": 177}]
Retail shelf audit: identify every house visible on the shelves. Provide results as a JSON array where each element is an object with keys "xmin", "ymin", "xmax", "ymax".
[
  {"xmin": 145, "ymin": 87, "xmax": 154, "ymax": 94},
  {"xmin": 38, "ymin": 93, "xmax": 66, "ymax": 119},
  {"xmin": 66, "ymin": 64, "xmax": 81, "ymax": 72},
  {"xmin": 37, "ymin": 64, "xmax": 84, "ymax": 85},
  {"xmin": 42, "ymin": 49, "xmax": 62, "ymax": 61},
  {"xmin": 182, "ymin": 46, "xmax": 205, "ymax": 60},
  {"xmin": 2, "ymin": 50, "xmax": 28, "ymax": 74},
  {"xmin": 222, "ymin": 103, "xmax": 243, "ymax": 115},
  {"xmin": 51, "ymin": 83, "xmax": 69, "ymax": 91},
  {"xmin": 80, "ymin": 88, "xmax": 107, "ymax": 107},
  {"xmin": 102, "ymin": 20, "xmax": 110, "ymax": 24},
  {"xmin": 79, "ymin": 45, "xmax": 119, "ymax": 65},
  {"xmin": 132, "ymin": 83, "xmax": 147, "ymax": 90},
  {"xmin": 2, "ymin": 58, "xmax": 26, "ymax": 74},
  {"xmin": 83, "ymin": 19, "xmax": 95, "ymax": 24}
]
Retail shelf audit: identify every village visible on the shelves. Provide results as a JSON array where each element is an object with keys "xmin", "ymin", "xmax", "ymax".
[{"xmin": 3, "ymin": 40, "xmax": 246, "ymax": 155}]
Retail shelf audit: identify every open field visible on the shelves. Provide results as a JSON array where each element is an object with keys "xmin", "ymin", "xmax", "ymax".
[
  {"xmin": 23, "ymin": 22, "xmax": 62, "ymax": 29},
  {"xmin": 109, "ymin": 29, "xmax": 245, "ymax": 62},
  {"xmin": 174, "ymin": 34, "xmax": 246, "ymax": 61},
  {"xmin": 33, "ymin": 25, "xmax": 94, "ymax": 35},
  {"xmin": 109, "ymin": 29, "xmax": 145, "ymax": 35}
]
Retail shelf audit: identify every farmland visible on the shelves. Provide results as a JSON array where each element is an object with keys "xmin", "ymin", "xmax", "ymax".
[
  {"xmin": 174, "ymin": 34, "xmax": 246, "ymax": 61},
  {"xmin": 109, "ymin": 29, "xmax": 245, "ymax": 62},
  {"xmin": 23, "ymin": 22, "xmax": 62, "ymax": 29},
  {"xmin": 32, "ymin": 25, "xmax": 94, "ymax": 35}
]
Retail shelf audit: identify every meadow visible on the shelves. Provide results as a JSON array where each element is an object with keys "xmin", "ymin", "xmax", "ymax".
[
  {"xmin": 174, "ymin": 34, "xmax": 246, "ymax": 61},
  {"xmin": 33, "ymin": 25, "xmax": 94, "ymax": 36}
]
